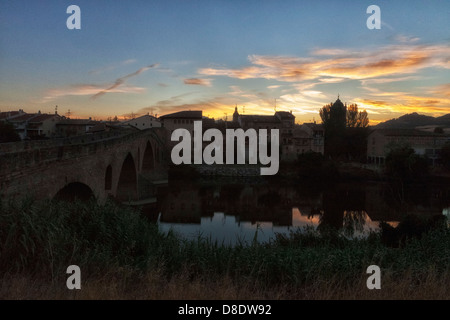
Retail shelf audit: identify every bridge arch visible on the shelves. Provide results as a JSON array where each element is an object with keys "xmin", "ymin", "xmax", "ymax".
[
  {"xmin": 105, "ymin": 165, "xmax": 112, "ymax": 191},
  {"xmin": 142, "ymin": 141, "xmax": 155, "ymax": 172},
  {"xmin": 116, "ymin": 153, "xmax": 138, "ymax": 201},
  {"xmin": 54, "ymin": 182, "xmax": 95, "ymax": 202},
  {"xmin": 137, "ymin": 148, "xmax": 141, "ymax": 172}
]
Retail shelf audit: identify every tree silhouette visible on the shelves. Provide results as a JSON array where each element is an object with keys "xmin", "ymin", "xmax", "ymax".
[
  {"xmin": 433, "ymin": 127, "xmax": 444, "ymax": 134},
  {"xmin": 385, "ymin": 142, "xmax": 429, "ymax": 181},
  {"xmin": 346, "ymin": 104, "xmax": 369, "ymax": 128},
  {"xmin": 441, "ymin": 142, "xmax": 450, "ymax": 170},
  {"xmin": 0, "ymin": 122, "xmax": 20, "ymax": 143},
  {"xmin": 320, "ymin": 98, "xmax": 369, "ymax": 160}
]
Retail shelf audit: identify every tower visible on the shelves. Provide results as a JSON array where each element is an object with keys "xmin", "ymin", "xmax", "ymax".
[{"xmin": 233, "ymin": 105, "xmax": 239, "ymax": 123}]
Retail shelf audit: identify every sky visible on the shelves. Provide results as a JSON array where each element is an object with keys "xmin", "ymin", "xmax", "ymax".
[{"xmin": 0, "ymin": 0, "xmax": 449, "ymax": 124}]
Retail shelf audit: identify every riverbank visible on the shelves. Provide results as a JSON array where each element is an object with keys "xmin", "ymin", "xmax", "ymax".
[
  {"xmin": 2, "ymin": 268, "xmax": 448, "ymax": 299},
  {"xmin": 1, "ymin": 199, "xmax": 449, "ymax": 300}
]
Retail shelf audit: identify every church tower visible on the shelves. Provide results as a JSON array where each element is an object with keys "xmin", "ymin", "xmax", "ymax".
[
  {"xmin": 232, "ymin": 105, "xmax": 239, "ymax": 123},
  {"xmin": 330, "ymin": 95, "xmax": 347, "ymax": 131}
]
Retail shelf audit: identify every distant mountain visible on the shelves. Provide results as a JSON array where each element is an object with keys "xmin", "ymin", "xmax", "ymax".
[{"xmin": 375, "ymin": 112, "xmax": 450, "ymax": 129}]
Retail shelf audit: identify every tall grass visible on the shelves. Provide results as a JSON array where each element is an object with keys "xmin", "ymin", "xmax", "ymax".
[
  {"xmin": 0, "ymin": 199, "xmax": 174, "ymax": 277},
  {"xmin": 1, "ymin": 199, "xmax": 449, "ymax": 299}
]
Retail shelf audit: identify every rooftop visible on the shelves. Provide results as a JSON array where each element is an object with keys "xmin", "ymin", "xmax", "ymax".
[
  {"xmin": 122, "ymin": 114, "xmax": 159, "ymax": 123},
  {"xmin": 239, "ymin": 115, "xmax": 280, "ymax": 123},
  {"xmin": 8, "ymin": 113, "xmax": 40, "ymax": 122},
  {"xmin": 0, "ymin": 111, "xmax": 22, "ymax": 120},
  {"xmin": 275, "ymin": 111, "xmax": 295, "ymax": 119},
  {"xmin": 57, "ymin": 119, "xmax": 98, "ymax": 125},
  {"xmin": 371, "ymin": 128, "xmax": 450, "ymax": 137},
  {"xmin": 87, "ymin": 123, "xmax": 107, "ymax": 133},
  {"xmin": 159, "ymin": 110, "xmax": 202, "ymax": 119},
  {"xmin": 302, "ymin": 123, "xmax": 324, "ymax": 130},
  {"xmin": 28, "ymin": 114, "xmax": 60, "ymax": 123}
]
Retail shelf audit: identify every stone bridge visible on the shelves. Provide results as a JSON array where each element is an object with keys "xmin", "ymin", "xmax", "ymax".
[{"xmin": 0, "ymin": 128, "xmax": 169, "ymax": 203}]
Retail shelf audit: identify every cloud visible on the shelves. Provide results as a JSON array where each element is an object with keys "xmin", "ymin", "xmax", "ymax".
[
  {"xmin": 360, "ymin": 76, "xmax": 421, "ymax": 86},
  {"xmin": 318, "ymin": 78, "xmax": 347, "ymax": 83},
  {"xmin": 355, "ymin": 93, "xmax": 450, "ymax": 116},
  {"xmin": 381, "ymin": 21, "xmax": 395, "ymax": 31},
  {"xmin": 88, "ymin": 59, "xmax": 137, "ymax": 75},
  {"xmin": 183, "ymin": 78, "xmax": 212, "ymax": 86},
  {"xmin": 153, "ymin": 92, "xmax": 197, "ymax": 107},
  {"xmin": 199, "ymin": 43, "xmax": 450, "ymax": 83},
  {"xmin": 91, "ymin": 64, "xmax": 158, "ymax": 99},
  {"xmin": 303, "ymin": 90, "xmax": 325, "ymax": 98},
  {"xmin": 41, "ymin": 64, "xmax": 158, "ymax": 102},
  {"xmin": 430, "ymin": 83, "xmax": 450, "ymax": 98},
  {"xmin": 393, "ymin": 35, "xmax": 420, "ymax": 44},
  {"xmin": 42, "ymin": 84, "xmax": 145, "ymax": 102},
  {"xmin": 312, "ymin": 48, "xmax": 348, "ymax": 56}
]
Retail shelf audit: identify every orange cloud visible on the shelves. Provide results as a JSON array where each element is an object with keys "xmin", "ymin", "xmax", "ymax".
[
  {"xmin": 183, "ymin": 78, "xmax": 212, "ymax": 86},
  {"xmin": 430, "ymin": 83, "xmax": 450, "ymax": 98},
  {"xmin": 199, "ymin": 43, "xmax": 450, "ymax": 82},
  {"xmin": 355, "ymin": 94, "xmax": 450, "ymax": 117}
]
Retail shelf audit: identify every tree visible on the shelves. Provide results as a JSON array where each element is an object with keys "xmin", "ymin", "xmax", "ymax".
[
  {"xmin": 320, "ymin": 99, "xmax": 346, "ymax": 159},
  {"xmin": 441, "ymin": 142, "xmax": 450, "ymax": 170},
  {"xmin": 0, "ymin": 122, "xmax": 20, "ymax": 143},
  {"xmin": 385, "ymin": 143, "xmax": 429, "ymax": 181},
  {"xmin": 346, "ymin": 104, "xmax": 369, "ymax": 128},
  {"xmin": 434, "ymin": 127, "xmax": 444, "ymax": 134},
  {"xmin": 319, "ymin": 103, "xmax": 332, "ymax": 126},
  {"xmin": 320, "ymin": 98, "xmax": 369, "ymax": 160}
]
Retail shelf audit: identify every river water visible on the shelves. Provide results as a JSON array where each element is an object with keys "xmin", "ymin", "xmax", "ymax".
[{"xmin": 143, "ymin": 178, "xmax": 450, "ymax": 245}]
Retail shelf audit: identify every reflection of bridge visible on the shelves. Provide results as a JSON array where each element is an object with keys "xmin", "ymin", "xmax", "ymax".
[{"xmin": 0, "ymin": 128, "xmax": 168, "ymax": 202}]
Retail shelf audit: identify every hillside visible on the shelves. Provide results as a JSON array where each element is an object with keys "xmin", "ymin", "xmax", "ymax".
[{"xmin": 375, "ymin": 112, "xmax": 450, "ymax": 129}]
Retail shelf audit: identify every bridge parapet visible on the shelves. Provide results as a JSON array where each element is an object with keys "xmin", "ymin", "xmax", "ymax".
[
  {"xmin": 0, "ymin": 127, "xmax": 169, "ymax": 202},
  {"xmin": 0, "ymin": 129, "xmax": 133, "ymax": 154},
  {"xmin": 0, "ymin": 128, "xmax": 168, "ymax": 177}
]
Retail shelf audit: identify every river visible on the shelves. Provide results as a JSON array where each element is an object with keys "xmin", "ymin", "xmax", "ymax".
[{"xmin": 141, "ymin": 178, "xmax": 450, "ymax": 245}]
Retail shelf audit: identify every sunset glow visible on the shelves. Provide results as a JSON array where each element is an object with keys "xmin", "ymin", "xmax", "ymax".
[{"xmin": 1, "ymin": 0, "xmax": 449, "ymax": 124}]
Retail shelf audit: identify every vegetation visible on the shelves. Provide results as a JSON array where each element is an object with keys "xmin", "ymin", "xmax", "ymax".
[
  {"xmin": 1, "ymin": 199, "xmax": 448, "ymax": 299},
  {"xmin": 320, "ymin": 100, "xmax": 369, "ymax": 161},
  {"xmin": 295, "ymin": 151, "xmax": 339, "ymax": 180},
  {"xmin": 346, "ymin": 104, "xmax": 369, "ymax": 129},
  {"xmin": 385, "ymin": 143, "xmax": 429, "ymax": 181},
  {"xmin": 441, "ymin": 142, "xmax": 450, "ymax": 170},
  {"xmin": 0, "ymin": 121, "xmax": 21, "ymax": 143},
  {"xmin": 434, "ymin": 127, "xmax": 444, "ymax": 134}
]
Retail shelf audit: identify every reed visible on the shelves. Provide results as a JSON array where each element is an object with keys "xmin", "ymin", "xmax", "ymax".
[{"xmin": 1, "ymin": 199, "xmax": 448, "ymax": 299}]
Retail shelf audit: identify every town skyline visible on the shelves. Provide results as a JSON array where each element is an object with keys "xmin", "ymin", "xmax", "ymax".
[{"xmin": 1, "ymin": 1, "xmax": 449, "ymax": 125}]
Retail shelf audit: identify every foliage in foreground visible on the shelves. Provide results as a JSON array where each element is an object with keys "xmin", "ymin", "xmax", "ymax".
[{"xmin": 0, "ymin": 199, "xmax": 449, "ymax": 289}]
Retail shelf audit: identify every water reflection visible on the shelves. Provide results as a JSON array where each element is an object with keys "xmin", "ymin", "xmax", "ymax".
[{"xmin": 145, "ymin": 180, "xmax": 449, "ymax": 245}]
